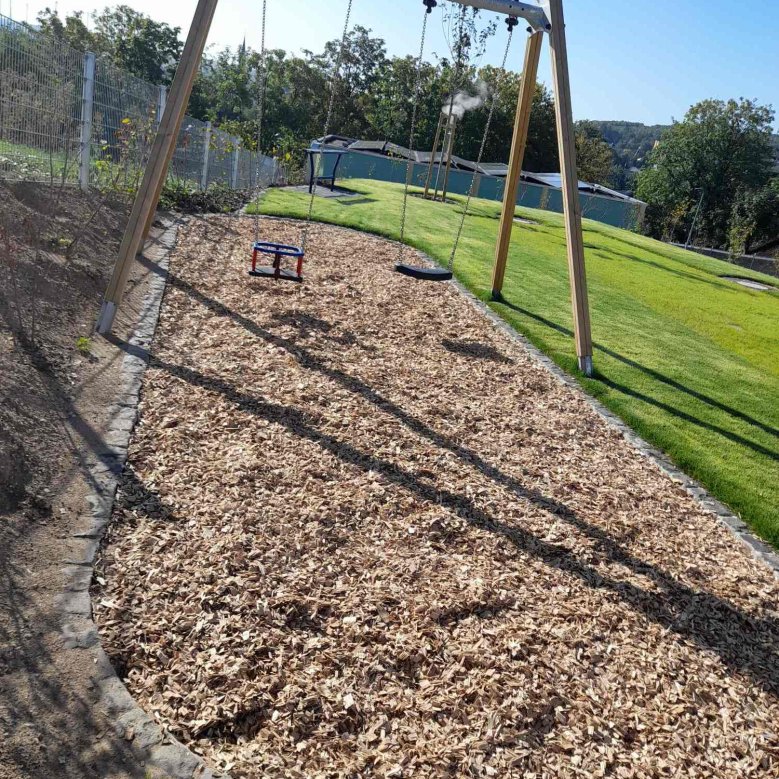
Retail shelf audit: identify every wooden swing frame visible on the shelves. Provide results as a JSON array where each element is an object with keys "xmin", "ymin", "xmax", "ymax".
[
  {"xmin": 97, "ymin": 0, "xmax": 593, "ymax": 376},
  {"xmin": 447, "ymin": 0, "xmax": 593, "ymax": 376}
]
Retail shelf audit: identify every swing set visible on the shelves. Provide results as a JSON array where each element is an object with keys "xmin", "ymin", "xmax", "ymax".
[{"xmin": 96, "ymin": 0, "xmax": 594, "ymax": 376}]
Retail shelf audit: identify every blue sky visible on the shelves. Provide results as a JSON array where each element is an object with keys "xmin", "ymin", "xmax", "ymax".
[{"xmin": 14, "ymin": 0, "xmax": 779, "ymax": 129}]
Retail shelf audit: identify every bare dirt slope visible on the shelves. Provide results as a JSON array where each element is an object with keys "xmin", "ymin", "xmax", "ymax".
[
  {"xmin": 96, "ymin": 216, "xmax": 779, "ymax": 778},
  {"xmin": 0, "ymin": 182, "xmax": 154, "ymax": 778}
]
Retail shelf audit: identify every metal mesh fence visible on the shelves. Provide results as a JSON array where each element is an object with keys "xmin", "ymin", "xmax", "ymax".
[
  {"xmin": 205, "ymin": 126, "xmax": 236, "ymax": 187},
  {"xmin": 91, "ymin": 57, "xmax": 158, "ymax": 191},
  {"xmin": 170, "ymin": 116, "xmax": 209, "ymax": 186},
  {"xmin": 0, "ymin": 12, "xmax": 275, "ymax": 192},
  {"xmin": 0, "ymin": 15, "xmax": 83, "ymax": 182}
]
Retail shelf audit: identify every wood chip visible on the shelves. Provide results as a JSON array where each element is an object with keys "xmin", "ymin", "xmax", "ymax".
[{"xmin": 94, "ymin": 216, "xmax": 779, "ymax": 778}]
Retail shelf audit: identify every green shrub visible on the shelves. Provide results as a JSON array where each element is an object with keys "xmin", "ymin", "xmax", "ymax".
[
  {"xmin": 159, "ymin": 180, "xmax": 249, "ymax": 214},
  {"xmin": 75, "ymin": 336, "xmax": 92, "ymax": 355},
  {"xmin": 728, "ymin": 181, "xmax": 779, "ymax": 255}
]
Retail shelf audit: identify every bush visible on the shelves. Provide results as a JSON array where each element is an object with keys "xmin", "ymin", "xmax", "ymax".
[
  {"xmin": 159, "ymin": 180, "xmax": 249, "ymax": 214},
  {"xmin": 728, "ymin": 181, "xmax": 779, "ymax": 255}
]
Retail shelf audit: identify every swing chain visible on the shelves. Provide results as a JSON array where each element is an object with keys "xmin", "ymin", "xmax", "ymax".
[
  {"xmin": 253, "ymin": 0, "xmax": 268, "ymax": 244},
  {"xmin": 397, "ymin": 4, "xmax": 433, "ymax": 259},
  {"xmin": 398, "ymin": 2, "xmax": 467, "ymax": 263},
  {"xmin": 303, "ymin": 0, "xmax": 354, "ymax": 252},
  {"xmin": 448, "ymin": 23, "xmax": 515, "ymax": 271}
]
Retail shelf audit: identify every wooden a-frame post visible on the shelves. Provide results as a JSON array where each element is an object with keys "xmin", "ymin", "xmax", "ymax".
[
  {"xmin": 547, "ymin": 0, "xmax": 593, "ymax": 375},
  {"xmin": 96, "ymin": 0, "xmax": 219, "ymax": 334},
  {"xmin": 475, "ymin": 0, "xmax": 593, "ymax": 376},
  {"xmin": 491, "ymin": 30, "xmax": 542, "ymax": 299}
]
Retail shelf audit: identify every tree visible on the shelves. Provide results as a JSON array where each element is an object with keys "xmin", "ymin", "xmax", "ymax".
[
  {"xmin": 574, "ymin": 121, "xmax": 614, "ymax": 185},
  {"xmin": 636, "ymin": 98, "xmax": 776, "ymax": 246},
  {"xmin": 365, "ymin": 55, "xmax": 442, "ymax": 150},
  {"xmin": 194, "ymin": 45, "xmax": 259, "ymax": 124},
  {"xmin": 37, "ymin": 5, "xmax": 183, "ymax": 85},
  {"xmin": 591, "ymin": 120, "xmax": 667, "ymax": 190},
  {"xmin": 36, "ymin": 8, "xmax": 96, "ymax": 52},
  {"xmin": 314, "ymin": 26, "xmax": 388, "ymax": 139},
  {"xmin": 459, "ymin": 66, "xmax": 558, "ymax": 170},
  {"xmin": 92, "ymin": 5, "xmax": 182, "ymax": 84},
  {"xmin": 439, "ymin": 4, "xmax": 497, "ymax": 72}
]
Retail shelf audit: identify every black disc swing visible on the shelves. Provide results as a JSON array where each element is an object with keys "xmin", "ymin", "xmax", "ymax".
[
  {"xmin": 248, "ymin": 0, "xmax": 354, "ymax": 283},
  {"xmin": 395, "ymin": 1, "xmax": 517, "ymax": 283}
]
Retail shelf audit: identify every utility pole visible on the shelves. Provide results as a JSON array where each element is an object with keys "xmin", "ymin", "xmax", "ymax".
[{"xmin": 685, "ymin": 188, "xmax": 704, "ymax": 250}]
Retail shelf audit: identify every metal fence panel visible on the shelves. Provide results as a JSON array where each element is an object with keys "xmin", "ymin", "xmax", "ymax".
[
  {"xmin": 205, "ymin": 126, "xmax": 235, "ymax": 187},
  {"xmin": 169, "ymin": 116, "xmax": 208, "ymax": 186},
  {"xmin": 0, "ymin": 14, "xmax": 84, "ymax": 183},
  {"xmin": 0, "ymin": 12, "xmax": 275, "ymax": 193},
  {"xmin": 91, "ymin": 56, "xmax": 158, "ymax": 190}
]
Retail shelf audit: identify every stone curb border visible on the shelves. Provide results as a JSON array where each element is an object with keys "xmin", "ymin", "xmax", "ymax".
[
  {"xmin": 261, "ymin": 215, "xmax": 779, "ymax": 581},
  {"xmin": 56, "ymin": 215, "xmax": 223, "ymax": 779}
]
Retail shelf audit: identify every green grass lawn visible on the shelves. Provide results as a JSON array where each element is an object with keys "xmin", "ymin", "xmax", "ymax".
[
  {"xmin": 0, "ymin": 139, "xmax": 78, "ymax": 182},
  {"xmin": 249, "ymin": 179, "xmax": 779, "ymax": 549},
  {"xmin": 0, "ymin": 138, "xmax": 143, "ymax": 189}
]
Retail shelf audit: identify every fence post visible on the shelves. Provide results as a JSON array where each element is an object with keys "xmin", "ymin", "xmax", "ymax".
[
  {"xmin": 231, "ymin": 140, "xmax": 241, "ymax": 189},
  {"xmin": 78, "ymin": 52, "xmax": 96, "ymax": 192},
  {"xmin": 200, "ymin": 121, "xmax": 212, "ymax": 189},
  {"xmin": 156, "ymin": 85, "xmax": 167, "ymax": 127}
]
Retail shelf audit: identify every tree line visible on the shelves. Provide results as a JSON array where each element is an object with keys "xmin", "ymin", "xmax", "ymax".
[
  {"xmin": 37, "ymin": 5, "xmax": 779, "ymax": 253},
  {"xmin": 36, "ymin": 6, "xmax": 615, "ymax": 182}
]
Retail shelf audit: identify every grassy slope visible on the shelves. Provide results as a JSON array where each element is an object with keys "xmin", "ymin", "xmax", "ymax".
[{"xmin": 250, "ymin": 179, "xmax": 779, "ymax": 548}]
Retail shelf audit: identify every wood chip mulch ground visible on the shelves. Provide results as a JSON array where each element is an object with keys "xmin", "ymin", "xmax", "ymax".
[{"xmin": 94, "ymin": 216, "xmax": 779, "ymax": 778}]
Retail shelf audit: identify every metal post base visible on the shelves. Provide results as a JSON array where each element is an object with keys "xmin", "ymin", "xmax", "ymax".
[
  {"xmin": 96, "ymin": 300, "xmax": 117, "ymax": 335},
  {"xmin": 578, "ymin": 354, "xmax": 593, "ymax": 377}
]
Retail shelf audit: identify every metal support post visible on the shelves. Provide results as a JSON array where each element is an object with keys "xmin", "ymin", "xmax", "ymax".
[
  {"xmin": 156, "ymin": 85, "xmax": 167, "ymax": 127},
  {"xmin": 201, "ymin": 121, "xmax": 212, "ymax": 190},
  {"xmin": 231, "ymin": 140, "xmax": 241, "ymax": 189},
  {"xmin": 685, "ymin": 188, "xmax": 704, "ymax": 249},
  {"xmin": 78, "ymin": 52, "xmax": 96, "ymax": 192}
]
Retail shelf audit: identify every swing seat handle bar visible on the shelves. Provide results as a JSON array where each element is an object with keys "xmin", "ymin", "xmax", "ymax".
[{"xmin": 253, "ymin": 241, "xmax": 305, "ymax": 258}]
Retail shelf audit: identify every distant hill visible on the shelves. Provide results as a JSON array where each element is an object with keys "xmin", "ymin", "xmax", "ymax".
[
  {"xmin": 591, "ymin": 121, "xmax": 667, "ymax": 170},
  {"xmin": 588, "ymin": 121, "xmax": 666, "ymax": 189}
]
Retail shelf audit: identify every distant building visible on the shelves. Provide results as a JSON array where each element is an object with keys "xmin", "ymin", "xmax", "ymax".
[{"xmin": 313, "ymin": 135, "xmax": 648, "ymax": 230}]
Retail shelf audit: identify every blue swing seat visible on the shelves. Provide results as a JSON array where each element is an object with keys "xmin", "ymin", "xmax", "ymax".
[{"xmin": 250, "ymin": 241, "xmax": 305, "ymax": 283}]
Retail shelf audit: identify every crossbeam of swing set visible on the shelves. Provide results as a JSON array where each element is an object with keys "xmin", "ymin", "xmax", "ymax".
[{"xmin": 445, "ymin": 0, "xmax": 550, "ymax": 32}]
